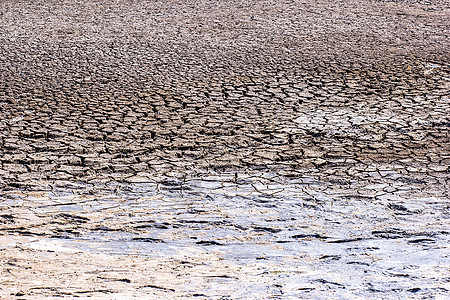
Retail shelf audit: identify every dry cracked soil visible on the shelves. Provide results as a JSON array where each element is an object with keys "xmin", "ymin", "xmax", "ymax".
[{"xmin": 0, "ymin": 0, "xmax": 449, "ymax": 299}]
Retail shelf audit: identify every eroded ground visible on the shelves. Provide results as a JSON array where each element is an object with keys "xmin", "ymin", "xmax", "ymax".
[{"xmin": 0, "ymin": 0, "xmax": 449, "ymax": 298}]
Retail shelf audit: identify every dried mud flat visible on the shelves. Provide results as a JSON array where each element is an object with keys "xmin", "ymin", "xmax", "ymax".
[{"xmin": 0, "ymin": 0, "xmax": 449, "ymax": 298}]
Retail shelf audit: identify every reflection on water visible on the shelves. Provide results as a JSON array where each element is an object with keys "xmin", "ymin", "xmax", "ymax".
[{"xmin": 1, "ymin": 172, "xmax": 449, "ymax": 298}]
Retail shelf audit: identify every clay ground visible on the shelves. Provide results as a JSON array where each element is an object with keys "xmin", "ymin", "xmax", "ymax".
[{"xmin": 0, "ymin": 0, "xmax": 449, "ymax": 298}]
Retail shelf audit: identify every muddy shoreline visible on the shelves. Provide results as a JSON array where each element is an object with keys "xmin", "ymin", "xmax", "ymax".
[{"xmin": 1, "ymin": 0, "xmax": 449, "ymax": 298}]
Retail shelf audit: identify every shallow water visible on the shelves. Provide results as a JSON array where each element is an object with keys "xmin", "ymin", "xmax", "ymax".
[{"xmin": 1, "ymin": 172, "xmax": 448, "ymax": 298}]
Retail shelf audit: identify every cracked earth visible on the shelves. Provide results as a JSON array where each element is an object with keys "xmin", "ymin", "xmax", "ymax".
[{"xmin": 0, "ymin": 0, "xmax": 449, "ymax": 298}]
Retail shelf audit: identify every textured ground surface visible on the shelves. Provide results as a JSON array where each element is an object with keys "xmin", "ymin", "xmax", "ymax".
[{"xmin": 0, "ymin": 0, "xmax": 449, "ymax": 298}]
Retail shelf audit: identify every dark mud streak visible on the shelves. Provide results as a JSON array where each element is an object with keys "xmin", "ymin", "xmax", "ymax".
[
  {"xmin": 140, "ymin": 285, "xmax": 175, "ymax": 292},
  {"xmin": 196, "ymin": 240, "xmax": 224, "ymax": 246},
  {"xmin": 132, "ymin": 237, "xmax": 165, "ymax": 243}
]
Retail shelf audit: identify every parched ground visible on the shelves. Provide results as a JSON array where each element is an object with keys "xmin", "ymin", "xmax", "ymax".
[{"xmin": 0, "ymin": 0, "xmax": 449, "ymax": 298}]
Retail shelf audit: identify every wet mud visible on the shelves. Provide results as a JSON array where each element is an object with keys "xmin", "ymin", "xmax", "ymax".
[
  {"xmin": 0, "ymin": 0, "xmax": 449, "ymax": 298},
  {"xmin": 1, "ymin": 173, "xmax": 449, "ymax": 298}
]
